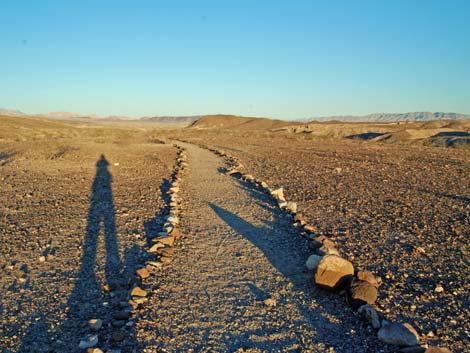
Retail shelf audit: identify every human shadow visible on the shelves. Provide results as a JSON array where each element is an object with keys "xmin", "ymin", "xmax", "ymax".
[
  {"xmin": 206, "ymin": 185, "xmax": 373, "ymax": 351},
  {"xmin": 17, "ymin": 155, "xmax": 139, "ymax": 353}
]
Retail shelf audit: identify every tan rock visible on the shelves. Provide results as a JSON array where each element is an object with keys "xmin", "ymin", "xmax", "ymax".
[
  {"xmin": 314, "ymin": 255, "xmax": 354, "ymax": 290},
  {"xmin": 136, "ymin": 268, "xmax": 149, "ymax": 279},
  {"xmin": 152, "ymin": 236, "xmax": 175, "ymax": 246},
  {"xmin": 130, "ymin": 286, "xmax": 147, "ymax": 297}
]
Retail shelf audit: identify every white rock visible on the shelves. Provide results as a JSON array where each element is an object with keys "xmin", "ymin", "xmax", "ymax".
[
  {"xmin": 285, "ymin": 201, "xmax": 297, "ymax": 213},
  {"xmin": 271, "ymin": 187, "xmax": 285, "ymax": 201},
  {"xmin": 167, "ymin": 215, "xmax": 179, "ymax": 224}
]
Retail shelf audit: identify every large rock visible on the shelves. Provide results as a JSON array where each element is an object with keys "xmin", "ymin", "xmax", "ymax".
[
  {"xmin": 314, "ymin": 255, "xmax": 354, "ymax": 290},
  {"xmin": 347, "ymin": 279, "xmax": 378, "ymax": 309},
  {"xmin": 306, "ymin": 254, "xmax": 322, "ymax": 270},
  {"xmin": 378, "ymin": 321, "xmax": 420, "ymax": 347}
]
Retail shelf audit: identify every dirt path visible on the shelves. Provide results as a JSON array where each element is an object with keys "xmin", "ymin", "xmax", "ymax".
[{"xmin": 136, "ymin": 143, "xmax": 383, "ymax": 352}]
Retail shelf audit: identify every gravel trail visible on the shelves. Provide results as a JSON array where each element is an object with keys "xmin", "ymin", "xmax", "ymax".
[{"xmin": 136, "ymin": 143, "xmax": 383, "ymax": 352}]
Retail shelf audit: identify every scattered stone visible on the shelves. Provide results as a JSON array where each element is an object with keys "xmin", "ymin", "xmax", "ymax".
[
  {"xmin": 157, "ymin": 247, "xmax": 175, "ymax": 257},
  {"xmin": 167, "ymin": 216, "xmax": 179, "ymax": 224},
  {"xmin": 133, "ymin": 297, "xmax": 148, "ymax": 305},
  {"xmin": 86, "ymin": 348, "xmax": 104, "ymax": 353},
  {"xmin": 358, "ymin": 304, "xmax": 381, "ymax": 329},
  {"xmin": 309, "ymin": 235, "xmax": 336, "ymax": 249},
  {"xmin": 226, "ymin": 169, "xmax": 241, "ymax": 176},
  {"xmin": 136, "ymin": 268, "xmax": 149, "ymax": 279},
  {"xmin": 146, "ymin": 261, "xmax": 163, "ymax": 268},
  {"xmin": 315, "ymin": 244, "xmax": 340, "ymax": 256},
  {"xmin": 88, "ymin": 319, "xmax": 102, "ymax": 332},
  {"xmin": 314, "ymin": 255, "xmax": 354, "ymax": 291},
  {"xmin": 347, "ymin": 279, "xmax": 378, "ymax": 309},
  {"xmin": 153, "ymin": 236, "xmax": 175, "ymax": 246},
  {"xmin": 149, "ymin": 243, "xmax": 166, "ymax": 253},
  {"xmin": 111, "ymin": 320, "xmax": 126, "ymax": 328},
  {"xmin": 78, "ymin": 334, "xmax": 98, "ymax": 349},
  {"xmin": 263, "ymin": 298, "xmax": 277, "ymax": 307},
  {"xmin": 112, "ymin": 332, "xmax": 125, "ymax": 342},
  {"xmin": 378, "ymin": 321, "xmax": 420, "ymax": 347},
  {"xmin": 357, "ymin": 270, "xmax": 382, "ymax": 287},
  {"xmin": 271, "ymin": 187, "xmax": 285, "ymax": 201},
  {"xmin": 285, "ymin": 201, "xmax": 297, "ymax": 213},
  {"xmin": 168, "ymin": 186, "xmax": 179, "ymax": 194},
  {"xmin": 425, "ymin": 348, "xmax": 452, "ymax": 353},
  {"xmin": 170, "ymin": 228, "xmax": 182, "ymax": 238},
  {"xmin": 398, "ymin": 346, "xmax": 426, "ymax": 353},
  {"xmin": 160, "ymin": 256, "xmax": 172, "ymax": 264},
  {"xmin": 113, "ymin": 310, "xmax": 130, "ymax": 320},
  {"xmin": 303, "ymin": 224, "xmax": 316, "ymax": 234},
  {"xmin": 130, "ymin": 287, "xmax": 147, "ymax": 297},
  {"xmin": 39, "ymin": 256, "xmax": 46, "ymax": 263},
  {"xmin": 434, "ymin": 285, "xmax": 444, "ymax": 293},
  {"xmin": 306, "ymin": 254, "xmax": 322, "ymax": 270}
]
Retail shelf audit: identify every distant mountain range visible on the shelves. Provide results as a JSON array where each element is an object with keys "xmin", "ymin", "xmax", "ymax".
[
  {"xmin": 140, "ymin": 115, "xmax": 202, "ymax": 124},
  {"xmin": 2, "ymin": 109, "xmax": 470, "ymax": 123},
  {"xmin": 310, "ymin": 112, "xmax": 470, "ymax": 122}
]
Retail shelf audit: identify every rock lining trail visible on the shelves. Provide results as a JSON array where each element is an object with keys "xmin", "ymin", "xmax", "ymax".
[{"xmin": 135, "ymin": 143, "xmax": 383, "ymax": 352}]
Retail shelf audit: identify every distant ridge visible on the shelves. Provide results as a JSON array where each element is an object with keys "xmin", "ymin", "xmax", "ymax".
[
  {"xmin": 310, "ymin": 112, "xmax": 470, "ymax": 123},
  {"xmin": 140, "ymin": 116, "xmax": 202, "ymax": 124},
  {"xmin": 0, "ymin": 109, "xmax": 26, "ymax": 117},
  {"xmin": 189, "ymin": 114, "xmax": 298, "ymax": 130}
]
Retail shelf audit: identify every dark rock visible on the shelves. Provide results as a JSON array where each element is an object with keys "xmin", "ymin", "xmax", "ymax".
[
  {"xmin": 378, "ymin": 321, "xmax": 420, "ymax": 347},
  {"xmin": 347, "ymin": 279, "xmax": 378, "ymax": 309}
]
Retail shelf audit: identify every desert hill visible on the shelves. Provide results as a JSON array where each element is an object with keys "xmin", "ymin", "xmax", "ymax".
[{"xmin": 189, "ymin": 114, "xmax": 298, "ymax": 130}]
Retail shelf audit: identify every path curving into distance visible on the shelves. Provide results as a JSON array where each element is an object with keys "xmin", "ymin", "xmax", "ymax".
[{"xmin": 135, "ymin": 143, "xmax": 384, "ymax": 352}]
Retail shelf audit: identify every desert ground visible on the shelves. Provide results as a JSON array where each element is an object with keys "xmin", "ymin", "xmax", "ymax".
[{"xmin": 1, "ymin": 115, "xmax": 469, "ymax": 353}]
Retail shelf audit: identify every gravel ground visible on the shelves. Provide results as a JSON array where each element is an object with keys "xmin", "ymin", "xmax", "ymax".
[
  {"xmin": 177, "ymin": 131, "xmax": 470, "ymax": 353},
  {"xmin": 0, "ymin": 128, "xmax": 176, "ymax": 352},
  {"xmin": 134, "ymin": 143, "xmax": 386, "ymax": 352}
]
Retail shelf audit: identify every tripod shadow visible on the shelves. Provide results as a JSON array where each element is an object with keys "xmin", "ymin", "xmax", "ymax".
[{"xmin": 18, "ymin": 155, "xmax": 139, "ymax": 353}]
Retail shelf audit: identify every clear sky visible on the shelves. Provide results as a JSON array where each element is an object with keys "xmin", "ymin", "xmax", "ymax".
[{"xmin": 1, "ymin": 1, "xmax": 469, "ymax": 119}]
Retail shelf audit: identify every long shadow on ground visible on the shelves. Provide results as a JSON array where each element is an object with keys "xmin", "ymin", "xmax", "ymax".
[
  {"xmin": 17, "ymin": 155, "xmax": 140, "ymax": 353},
  {"xmin": 205, "ymin": 180, "xmax": 378, "ymax": 352}
]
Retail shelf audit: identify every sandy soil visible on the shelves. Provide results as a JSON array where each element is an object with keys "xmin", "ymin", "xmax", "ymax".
[
  {"xmin": 175, "ymin": 130, "xmax": 470, "ymax": 353},
  {"xmin": 0, "ymin": 122, "xmax": 176, "ymax": 352},
  {"xmin": 133, "ymin": 143, "xmax": 384, "ymax": 352},
  {"xmin": 1, "ymin": 115, "xmax": 468, "ymax": 352}
]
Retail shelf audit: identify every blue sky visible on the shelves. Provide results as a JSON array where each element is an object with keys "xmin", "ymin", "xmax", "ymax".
[{"xmin": 1, "ymin": 1, "xmax": 469, "ymax": 119}]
